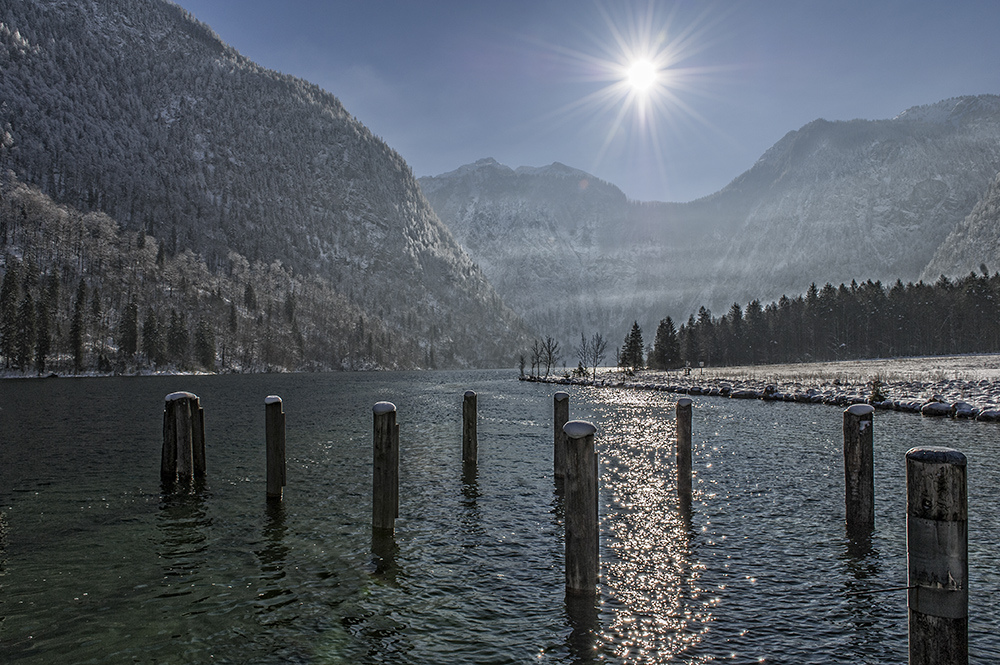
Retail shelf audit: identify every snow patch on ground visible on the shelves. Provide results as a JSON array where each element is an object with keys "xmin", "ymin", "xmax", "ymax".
[{"xmin": 525, "ymin": 354, "xmax": 1000, "ymax": 422}]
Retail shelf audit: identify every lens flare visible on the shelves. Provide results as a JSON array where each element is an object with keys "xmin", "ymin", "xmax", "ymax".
[{"xmin": 527, "ymin": 2, "xmax": 731, "ymax": 199}]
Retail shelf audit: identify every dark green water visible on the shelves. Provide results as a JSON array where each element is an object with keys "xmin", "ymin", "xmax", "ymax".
[{"xmin": 0, "ymin": 370, "xmax": 997, "ymax": 663}]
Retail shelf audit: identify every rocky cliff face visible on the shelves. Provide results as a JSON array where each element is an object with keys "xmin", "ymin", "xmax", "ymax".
[
  {"xmin": 707, "ymin": 96, "xmax": 1000, "ymax": 306},
  {"xmin": 923, "ymin": 169, "xmax": 1000, "ymax": 280}
]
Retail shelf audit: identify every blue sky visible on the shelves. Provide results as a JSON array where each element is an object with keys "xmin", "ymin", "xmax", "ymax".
[{"xmin": 174, "ymin": 0, "xmax": 1000, "ymax": 203}]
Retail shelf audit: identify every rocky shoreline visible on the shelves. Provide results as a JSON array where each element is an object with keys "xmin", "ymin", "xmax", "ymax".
[{"xmin": 520, "ymin": 362, "xmax": 1000, "ymax": 422}]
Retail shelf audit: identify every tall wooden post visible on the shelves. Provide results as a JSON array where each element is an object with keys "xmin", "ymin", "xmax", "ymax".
[
  {"xmin": 373, "ymin": 402, "xmax": 399, "ymax": 532},
  {"xmin": 844, "ymin": 404, "xmax": 875, "ymax": 537},
  {"xmin": 676, "ymin": 398, "xmax": 692, "ymax": 503},
  {"xmin": 192, "ymin": 395, "xmax": 206, "ymax": 480},
  {"xmin": 564, "ymin": 420, "xmax": 598, "ymax": 594},
  {"xmin": 265, "ymin": 396, "xmax": 286, "ymax": 500},
  {"xmin": 161, "ymin": 396, "xmax": 178, "ymax": 483},
  {"xmin": 463, "ymin": 390, "xmax": 478, "ymax": 466},
  {"xmin": 906, "ymin": 447, "xmax": 968, "ymax": 665},
  {"xmin": 553, "ymin": 392, "xmax": 569, "ymax": 479},
  {"xmin": 162, "ymin": 392, "xmax": 201, "ymax": 485}
]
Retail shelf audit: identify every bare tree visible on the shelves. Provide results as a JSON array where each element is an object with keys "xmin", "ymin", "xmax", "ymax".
[
  {"xmin": 530, "ymin": 339, "xmax": 543, "ymax": 377},
  {"xmin": 542, "ymin": 336, "xmax": 560, "ymax": 376},
  {"xmin": 587, "ymin": 332, "xmax": 607, "ymax": 380}
]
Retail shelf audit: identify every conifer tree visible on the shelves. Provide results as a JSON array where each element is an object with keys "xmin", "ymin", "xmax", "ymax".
[
  {"xmin": 69, "ymin": 279, "xmax": 86, "ymax": 372},
  {"xmin": 14, "ymin": 290, "xmax": 35, "ymax": 371},
  {"xmin": 194, "ymin": 317, "xmax": 216, "ymax": 371},
  {"xmin": 35, "ymin": 292, "xmax": 51, "ymax": 373},
  {"xmin": 167, "ymin": 309, "xmax": 188, "ymax": 365},
  {"xmin": 650, "ymin": 316, "xmax": 680, "ymax": 369},
  {"xmin": 118, "ymin": 301, "xmax": 138, "ymax": 359},
  {"xmin": 620, "ymin": 321, "xmax": 644, "ymax": 371},
  {"xmin": 0, "ymin": 265, "xmax": 19, "ymax": 367},
  {"xmin": 141, "ymin": 307, "xmax": 162, "ymax": 366}
]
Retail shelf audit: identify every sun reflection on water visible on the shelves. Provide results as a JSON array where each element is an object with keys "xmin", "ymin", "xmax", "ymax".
[{"xmin": 582, "ymin": 389, "xmax": 713, "ymax": 662}]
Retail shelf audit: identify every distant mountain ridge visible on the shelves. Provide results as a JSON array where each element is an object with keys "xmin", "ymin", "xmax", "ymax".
[
  {"xmin": 420, "ymin": 95, "xmax": 1000, "ymax": 350},
  {"xmin": 0, "ymin": 0, "xmax": 529, "ymax": 369}
]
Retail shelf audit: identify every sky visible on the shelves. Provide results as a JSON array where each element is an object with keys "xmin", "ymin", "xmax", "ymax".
[{"xmin": 173, "ymin": 0, "xmax": 1000, "ymax": 203}]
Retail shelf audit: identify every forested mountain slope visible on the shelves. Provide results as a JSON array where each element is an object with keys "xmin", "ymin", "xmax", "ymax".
[
  {"xmin": 923, "ymin": 169, "xmax": 1000, "ymax": 279},
  {"xmin": 0, "ymin": 0, "xmax": 529, "ymax": 371},
  {"xmin": 707, "ymin": 95, "xmax": 1000, "ymax": 307}
]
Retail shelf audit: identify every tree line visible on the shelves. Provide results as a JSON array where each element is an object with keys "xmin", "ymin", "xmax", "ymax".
[
  {"xmin": 669, "ymin": 272, "xmax": 1000, "ymax": 368},
  {"xmin": 0, "ymin": 174, "xmax": 424, "ymax": 375},
  {"xmin": 528, "ymin": 268, "xmax": 1000, "ymax": 375}
]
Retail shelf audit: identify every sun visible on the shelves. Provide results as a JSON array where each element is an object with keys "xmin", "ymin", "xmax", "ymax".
[
  {"xmin": 528, "ymin": 1, "xmax": 724, "ymax": 196},
  {"xmin": 626, "ymin": 59, "xmax": 657, "ymax": 92}
]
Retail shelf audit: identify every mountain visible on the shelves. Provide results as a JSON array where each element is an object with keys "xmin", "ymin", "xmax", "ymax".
[
  {"xmin": 0, "ymin": 0, "xmax": 529, "ymax": 370},
  {"xmin": 706, "ymin": 95, "xmax": 1000, "ymax": 305},
  {"xmin": 420, "ymin": 95, "xmax": 1000, "ymax": 350},
  {"xmin": 922, "ymin": 169, "xmax": 1000, "ymax": 279},
  {"xmin": 419, "ymin": 159, "xmax": 710, "ymax": 355}
]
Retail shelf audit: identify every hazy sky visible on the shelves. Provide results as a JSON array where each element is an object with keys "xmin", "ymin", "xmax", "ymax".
[{"xmin": 173, "ymin": 0, "xmax": 1000, "ymax": 203}]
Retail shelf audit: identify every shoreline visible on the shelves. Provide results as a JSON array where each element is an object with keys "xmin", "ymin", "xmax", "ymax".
[{"xmin": 521, "ymin": 354, "xmax": 1000, "ymax": 422}]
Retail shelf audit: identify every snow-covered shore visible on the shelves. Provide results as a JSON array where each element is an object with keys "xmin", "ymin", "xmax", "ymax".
[{"xmin": 522, "ymin": 354, "xmax": 1000, "ymax": 422}]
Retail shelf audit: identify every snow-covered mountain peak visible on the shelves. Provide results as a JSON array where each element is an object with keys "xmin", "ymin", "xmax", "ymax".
[
  {"xmin": 893, "ymin": 95, "xmax": 1000, "ymax": 124},
  {"xmin": 514, "ymin": 162, "xmax": 592, "ymax": 180},
  {"xmin": 434, "ymin": 157, "xmax": 515, "ymax": 181}
]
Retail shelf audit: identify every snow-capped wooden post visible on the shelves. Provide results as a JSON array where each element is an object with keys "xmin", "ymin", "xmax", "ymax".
[
  {"xmin": 553, "ymin": 392, "xmax": 569, "ymax": 479},
  {"xmin": 372, "ymin": 402, "xmax": 399, "ymax": 532},
  {"xmin": 462, "ymin": 390, "xmax": 478, "ymax": 466},
  {"xmin": 564, "ymin": 420, "xmax": 598, "ymax": 594},
  {"xmin": 161, "ymin": 392, "xmax": 203, "ymax": 485},
  {"xmin": 676, "ymin": 398, "xmax": 693, "ymax": 503},
  {"xmin": 843, "ymin": 404, "xmax": 875, "ymax": 537},
  {"xmin": 906, "ymin": 447, "xmax": 968, "ymax": 665},
  {"xmin": 265, "ymin": 396, "xmax": 286, "ymax": 500}
]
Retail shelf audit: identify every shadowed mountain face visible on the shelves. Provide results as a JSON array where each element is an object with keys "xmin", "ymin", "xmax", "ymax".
[
  {"xmin": 924, "ymin": 170, "xmax": 1000, "ymax": 280},
  {"xmin": 421, "ymin": 96, "xmax": 1000, "ymax": 348},
  {"xmin": 0, "ymin": 0, "xmax": 529, "ymax": 368}
]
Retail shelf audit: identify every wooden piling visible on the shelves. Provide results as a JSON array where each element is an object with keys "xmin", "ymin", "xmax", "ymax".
[
  {"xmin": 192, "ymin": 395, "xmax": 206, "ymax": 480},
  {"xmin": 463, "ymin": 390, "xmax": 478, "ymax": 466},
  {"xmin": 843, "ymin": 404, "xmax": 875, "ymax": 537},
  {"xmin": 265, "ymin": 396, "xmax": 286, "ymax": 500},
  {"xmin": 161, "ymin": 397, "xmax": 178, "ymax": 483},
  {"xmin": 373, "ymin": 402, "xmax": 399, "ymax": 532},
  {"xmin": 162, "ymin": 392, "xmax": 200, "ymax": 485},
  {"xmin": 676, "ymin": 398, "xmax": 692, "ymax": 503},
  {"xmin": 564, "ymin": 420, "xmax": 598, "ymax": 594},
  {"xmin": 906, "ymin": 447, "xmax": 968, "ymax": 665},
  {"xmin": 553, "ymin": 392, "xmax": 569, "ymax": 479}
]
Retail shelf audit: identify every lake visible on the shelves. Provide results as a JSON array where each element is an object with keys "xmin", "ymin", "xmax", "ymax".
[{"xmin": 1, "ymin": 370, "xmax": 998, "ymax": 663}]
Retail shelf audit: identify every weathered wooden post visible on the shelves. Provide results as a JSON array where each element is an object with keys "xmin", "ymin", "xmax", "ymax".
[
  {"xmin": 844, "ymin": 404, "xmax": 875, "ymax": 537},
  {"xmin": 162, "ymin": 392, "xmax": 203, "ymax": 484},
  {"xmin": 192, "ymin": 395, "xmax": 206, "ymax": 480},
  {"xmin": 906, "ymin": 447, "xmax": 968, "ymax": 665},
  {"xmin": 373, "ymin": 402, "xmax": 399, "ymax": 532},
  {"xmin": 564, "ymin": 420, "xmax": 598, "ymax": 594},
  {"xmin": 265, "ymin": 396, "xmax": 286, "ymax": 500},
  {"xmin": 676, "ymin": 398, "xmax": 692, "ymax": 503},
  {"xmin": 463, "ymin": 390, "xmax": 478, "ymax": 466},
  {"xmin": 161, "ymin": 395, "xmax": 178, "ymax": 483},
  {"xmin": 553, "ymin": 392, "xmax": 569, "ymax": 479}
]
